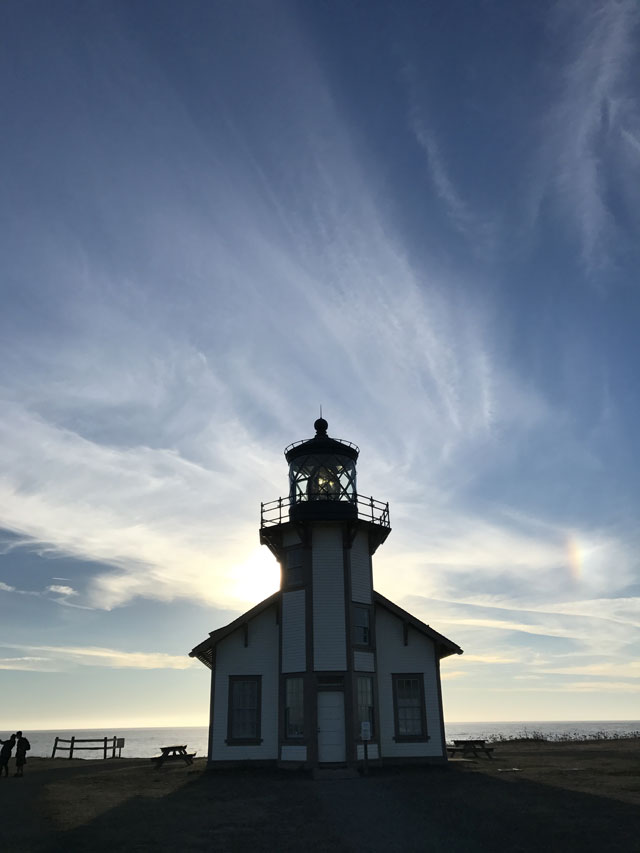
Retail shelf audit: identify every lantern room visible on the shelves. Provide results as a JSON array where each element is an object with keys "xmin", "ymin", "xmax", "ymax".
[
  {"xmin": 284, "ymin": 417, "xmax": 359, "ymax": 520},
  {"xmin": 260, "ymin": 417, "xmax": 391, "ymax": 550}
]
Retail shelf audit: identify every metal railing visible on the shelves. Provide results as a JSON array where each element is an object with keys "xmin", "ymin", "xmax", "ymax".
[
  {"xmin": 283, "ymin": 437, "xmax": 360, "ymax": 455},
  {"xmin": 260, "ymin": 493, "xmax": 390, "ymax": 528}
]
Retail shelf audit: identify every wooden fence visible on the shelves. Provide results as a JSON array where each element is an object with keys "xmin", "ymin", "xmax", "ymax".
[{"xmin": 51, "ymin": 736, "xmax": 125, "ymax": 759}]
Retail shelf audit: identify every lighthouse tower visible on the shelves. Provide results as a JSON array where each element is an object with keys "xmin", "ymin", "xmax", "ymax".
[
  {"xmin": 190, "ymin": 418, "xmax": 461, "ymax": 769},
  {"xmin": 259, "ymin": 417, "xmax": 390, "ymax": 765}
]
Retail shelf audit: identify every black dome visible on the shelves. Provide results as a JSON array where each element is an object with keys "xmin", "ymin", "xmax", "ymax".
[{"xmin": 284, "ymin": 419, "xmax": 359, "ymax": 463}]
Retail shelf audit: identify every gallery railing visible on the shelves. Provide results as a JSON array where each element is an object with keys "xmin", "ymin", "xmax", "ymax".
[
  {"xmin": 260, "ymin": 493, "xmax": 390, "ymax": 528},
  {"xmin": 284, "ymin": 437, "xmax": 360, "ymax": 455}
]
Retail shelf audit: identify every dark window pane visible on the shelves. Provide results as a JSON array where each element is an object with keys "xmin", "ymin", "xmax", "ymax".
[
  {"xmin": 284, "ymin": 547, "xmax": 303, "ymax": 586},
  {"xmin": 230, "ymin": 678, "xmax": 259, "ymax": 740},
  {"xmin": 357, "ymin": 676, "xmax": 374, "ymax": 736},
  {"xmin": 353, "ymin": 607, "xmax": 370, "ymax": 645},
  {"xmin": 393, "ymin": 675, "xmax": 424, "ymax": 738},
  {"xmin": 285, "ymin": 677, "xmax": 304, "ymax": 737},
  {"xmin": 289, "ymin": 454, "xmax": 357, "ymax": 504}
]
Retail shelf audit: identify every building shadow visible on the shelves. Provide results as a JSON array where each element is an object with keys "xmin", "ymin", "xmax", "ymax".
[{"xmin": 37, "ymin": 763, "xmax": 640, "ymax": 852}]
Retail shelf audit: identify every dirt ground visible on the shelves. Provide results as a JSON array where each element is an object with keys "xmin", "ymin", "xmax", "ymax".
[{"xmin": 0, "ymin": 739, "xmax": 638, "ymax": 852}]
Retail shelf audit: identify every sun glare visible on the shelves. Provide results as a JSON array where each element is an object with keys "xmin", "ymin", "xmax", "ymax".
[{"xmin": 228, "ymin": 547, "xmax": 280, "ymax": 606}]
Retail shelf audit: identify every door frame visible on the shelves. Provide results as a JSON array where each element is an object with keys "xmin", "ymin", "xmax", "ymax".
[{"xmin": 317, "ymin": 689, "xmax": 346, "ymax": 764}]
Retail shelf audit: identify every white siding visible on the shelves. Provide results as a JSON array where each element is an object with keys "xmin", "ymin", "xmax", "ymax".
[
  {"xmin": 350, "ymin": 530, "xmax": 372, "ymax": 603},
  {"xmin": 283, "ymin": 530, "xmax": 301, "ymax": 547},
  {"xmin": 375, "ymin": 604, "xmax": 444, "ymax": 759},
  {"xmin": 211, "ymin": 605, "xmax": 279, "ymax": 761},
  {"xmin": 356, "ymin": 743, "xmax": 379, "ymax": 760},
  {"xmin": 281, "ymin": 744, "xmax": 307, "ymax": 762},
  {"xmin": 353, "ymin": 650, "xmax": 375, "ymax": 671},
  {"xmin": 312, "ymin": 526, "xmax": 346, "ymax": 671},
  {"xmin": 282, "ymin": 589, "xmax": 306, "ymax": 672}
]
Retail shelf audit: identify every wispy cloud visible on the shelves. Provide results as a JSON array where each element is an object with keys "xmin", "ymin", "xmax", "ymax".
[
  {"xmin": 0, "ymin": 577, "xmax": 92, "ymax": 606},
  {"xmin": 401, "ymin": 593, "xmax": 640, "ymax": 701},
  {"xmin": 0, "ymin": 33, "xmax": 534, "ymax": 615},
  {"xmin": 0, "ymin": 579, "xmax": 40, "ymax": 597},
  {"xmin": 0, "ymin": 644, "xmax": 197, "ymax": 671},
  {"xmin": 543, "ymin": 596, "xmax": 640, "ymax": 627},
  {"xmin": 483, "ymin": 680, "xmax": 640, "ymax": 693},
  {"xmin": 0, "ymin": 44, "xmax": 615, "ymax": 624},
  {"xmin": 47, "ymin": 585, "xmax": 77, "ymax": 596},
  {"xmin": 534, "ymin": 660, "xmax": 640, "ymax": 679},
  {"xmin": 0, "ymin": 214, "xmax": 552, "ymax": 616},
  {"xmin": 376, "ymin": 506, "xmax": 638, "ymax": 625},
  {"xmin": 460, "ymin": 654, "xmax": 522, "ymax": 665},
  {"xmin": 406, "ymin": 595, "xmax": 640, "ymax": 646},
  {"xmin": 0, "ymin": 657, "xmax": 52, "ymax": 672},
  {"xmin": 0, "ymin": 396, "xmax": 284, "ymax": 609},
  {"xmin": 621, "ymin": 127, "xmax": 640, "ymax": 158},
  {"xmin": 535, "ymin": 0, "xmax": 640, "ymax": 274},
  {"xmin": 410, "ymin": 119, "xmax": 495, "ymax": 254}
]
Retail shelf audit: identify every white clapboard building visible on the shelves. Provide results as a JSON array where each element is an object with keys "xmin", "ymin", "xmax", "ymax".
[{"xmin": 190, "ymin": 418, "xmax": 462, "ymax": 768}]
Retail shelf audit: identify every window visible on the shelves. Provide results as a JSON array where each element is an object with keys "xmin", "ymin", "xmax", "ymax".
[
  {"xmin": 353, "ymin": 606, "xmax": 370, "ymax": 645},
  {"xmin": 227, "ymin": 676, "xmax": 261, "ymax": 743},
  {"xmin": 289, "ymin": 453, "xmax": 357, "ymax": 504},
  {"xmin": 283, "ymin": 547, "xmax": 303, "ymax": 587},
  {"xmin": 356, "ymin": 676, "xmax": 374, "ymax": 737},
  {"xmin": 285, "ymin": 677, "xmax": 304, "ymax": 738},
  {"xmin": 392, "ymin": 674, "xmax": 427, "ymax": 741}
]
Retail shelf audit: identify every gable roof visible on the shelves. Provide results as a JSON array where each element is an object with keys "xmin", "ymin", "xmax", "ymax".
[
  {"xmin": 374, "ymin": 591, "xmax": 463, "ymax": 659},
  {"xmin": 189, "ymin": 588, "xmax": 462, "ymax": 668}
]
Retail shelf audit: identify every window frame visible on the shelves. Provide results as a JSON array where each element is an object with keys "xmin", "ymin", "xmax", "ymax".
[
  {"xmin": 392, "ymin": 673, "xmax": 428, "ymax": 742},
  {"xmin": 226, "ymin": 675, "xmax": 262, "ymax": 745},
  {"xmin": 284, "ymin": 676, "xmax": 305, "ymax": 740},
  {"xmin": 352, "ymin": 605, "xmax": 371, "ymax": 647},
  {"xmin": 282, "ymin": 546, "xmax": 304, "ymax": 589},
  {"xmin": 356, "ymin": 675, "xmax": 375, "ymax": 739}
]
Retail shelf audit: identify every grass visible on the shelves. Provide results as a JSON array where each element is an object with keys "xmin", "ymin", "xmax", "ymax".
[{"xmin": 486, "ymin": 728, "xmax": 640, "ymax": 743}]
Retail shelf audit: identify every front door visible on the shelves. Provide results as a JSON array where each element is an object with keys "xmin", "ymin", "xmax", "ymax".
[{"xmin": 317, "ymin": 691, "xmax": 345, "ymax": 763}]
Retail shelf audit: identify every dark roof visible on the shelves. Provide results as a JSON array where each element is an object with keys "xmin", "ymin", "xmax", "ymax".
[
  {"xmin": 189, "ymin": 589, "xmax": 462, "ymax": 668},
  {"xmin": 373, "ymin": 592, "xmax": 463, "ymax": 659},
  {"xmin": 284, "ymin": 418, "xmax": 359, "ymax": 463}
]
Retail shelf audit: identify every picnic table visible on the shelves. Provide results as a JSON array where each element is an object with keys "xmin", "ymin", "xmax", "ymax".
[
  {"xmin": 447, "ymin": 739, "xmax": 494, "ymax": 759},
  {"xmin": 150, "ymin": 745, "xmax": 196, "ymax": 767}
]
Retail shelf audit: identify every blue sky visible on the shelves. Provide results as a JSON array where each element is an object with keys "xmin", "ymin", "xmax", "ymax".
[{"xmin": 1, "ymin": 0, "xmax": 639, "ymax": 729}]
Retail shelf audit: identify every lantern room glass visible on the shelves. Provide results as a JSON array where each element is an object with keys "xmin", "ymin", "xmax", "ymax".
[{"xmin": 288, "ymin": 453, "xmax": 357, "ymax": 504}]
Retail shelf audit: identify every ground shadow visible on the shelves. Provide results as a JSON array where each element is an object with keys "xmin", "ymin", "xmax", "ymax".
[{"xmin": 31, "ymin": 763, "xmax": 640, "ymax": 852}]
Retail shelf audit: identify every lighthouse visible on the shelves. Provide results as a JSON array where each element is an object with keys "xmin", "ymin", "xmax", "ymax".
[{"xmin": 190, "ymin": 419, "xmax": 462, "ymax": 768}]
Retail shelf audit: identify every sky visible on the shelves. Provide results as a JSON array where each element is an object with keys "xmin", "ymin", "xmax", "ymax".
[{"xmin": 1, "ymin": 0, "xmax": 639, "ymax": 730}]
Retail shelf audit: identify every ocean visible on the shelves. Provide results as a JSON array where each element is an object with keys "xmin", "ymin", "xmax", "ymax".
[{"xmin": 12, "ymin": 720, "xmax": 640, "ymax": 759}]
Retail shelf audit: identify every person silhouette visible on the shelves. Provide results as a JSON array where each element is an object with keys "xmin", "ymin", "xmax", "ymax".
[
  {"xmin": 0, "ymin": 734, "xmax": 16, "ymax": 777},
  {"xmin": 14, "ymin": 731, "xmax": 30, "ymax": 777}
]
